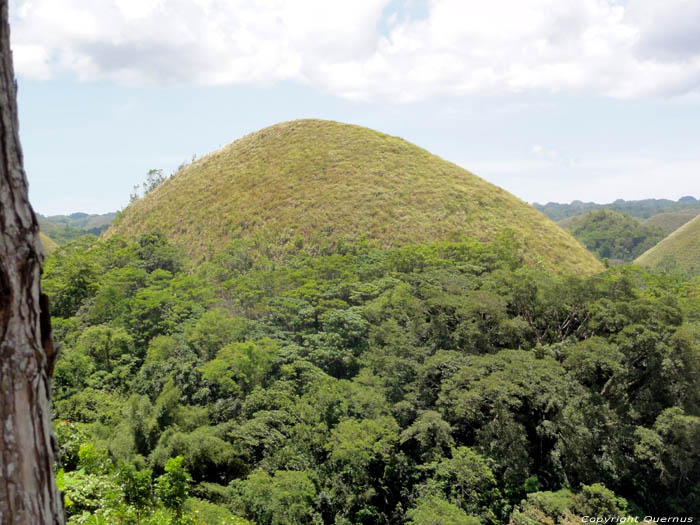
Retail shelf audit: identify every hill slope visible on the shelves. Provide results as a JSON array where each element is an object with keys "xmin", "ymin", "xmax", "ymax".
[
  {"xmin": 636, "ymin": 214, "xmax": 700, "ymax": 275},
  {"xmin": 108, "ymin": 119, "xmax": 602, "ymax": 274},
  {"xmin": 643, "ymin": 211, "xmax": 700, "ymax": 235},
  {"xmin": 39, "ymin": 232, "xmax": 58, "ymax": 254}
]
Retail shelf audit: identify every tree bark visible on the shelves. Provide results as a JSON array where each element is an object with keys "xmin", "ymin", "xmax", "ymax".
[{"xmin": 0, "ymin": 0, "xmax": 64, "ymax": 522}]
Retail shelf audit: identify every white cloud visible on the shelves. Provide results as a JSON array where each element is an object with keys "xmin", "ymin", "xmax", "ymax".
[
  {"xmin": 532, "ymin": 145, "xmax": 561, "ymax": 161},
  {"xmin": 12, "ymin": 43, "xmax": 51, "ymax": 79},
  {"xmin": 9, "ymin": 0, "xmax": 700, "ymax": 100}
]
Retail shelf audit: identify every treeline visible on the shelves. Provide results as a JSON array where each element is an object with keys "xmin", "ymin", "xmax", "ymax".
[
  {"xmin": 534, "ymin": 196, "xmax": 700, "ymax": 221},
  {"xmin": 44, "ymin": 232, "xmax": 700, "ymax": 523}
]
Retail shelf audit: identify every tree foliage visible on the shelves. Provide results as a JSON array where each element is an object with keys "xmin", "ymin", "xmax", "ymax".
[
  {"xmin": 567, "ymin": 210, "xmax": 665, "ymax": 262},
  {"xmin": 44, "ymin": 233, "xmax": 700, "ymax": 522}
]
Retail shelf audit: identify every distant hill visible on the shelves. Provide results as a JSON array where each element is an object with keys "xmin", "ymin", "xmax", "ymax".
[
  {"xmin": 559, "ymin": 210, "xmax": 665, "ymax": 263},
  {"xmin": 39, "ymin": 232, "xmax": 58, "ymax": 254},
  {"xmin": 557, "ymin": 213, "xmax": 598, "ymax": 231},
  {"xmin": 107, "ymin": 119, "xmax": 602, "ymax": 274},
  {"xmin": 636, "ymin": 214, "xmax": 700, "ymax": 276},
  {"xmin": 535, "ymin": 196, "xmax": 700, "ymax": 222},
  {"xmin": 643, "ymin": 210, "xmax": 700, "ymax": 235},
  {"xmin": 38, "ymin": 212, "xmax": 117, "ymax": 244}
]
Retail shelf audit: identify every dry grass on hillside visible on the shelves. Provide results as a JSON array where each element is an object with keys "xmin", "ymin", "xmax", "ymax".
[
  {"xmin": 108, "ymin": 119, "xmax": 602, "ymax": 275},
  {"xmin": 39, "ymin": 232, "xmax": 59, "ymax": 254},
  {"xmin": 643, "ymin": 211, "xmax": 700, "ymax": 235},
  {"xmin": 636, "ymin": 214, "xmax": 700, "ymax": 276}
]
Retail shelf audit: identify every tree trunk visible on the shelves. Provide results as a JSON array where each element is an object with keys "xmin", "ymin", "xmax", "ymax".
[{"xmin": 0, "ymin": 0, "xmax": 64, "ymax": 522}]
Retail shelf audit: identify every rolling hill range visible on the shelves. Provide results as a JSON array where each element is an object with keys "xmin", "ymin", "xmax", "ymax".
[
  {"xmin": 108, "ymin": 119, "xmax": 602, "ymax": 274},
  {"xmin": 535, "ymin": 196, "xmax": 700, "ymax": 221},
  {"xmin": 39, "ymin": 211, "xmax": 117, "ymax": 244},
  {"xmin": 636, "ymin": 214, "xmax": 700, "ymax": 275}
]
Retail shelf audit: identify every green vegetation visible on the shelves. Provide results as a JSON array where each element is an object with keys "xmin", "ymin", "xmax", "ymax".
[
  {"xmin": 535, "ymin": 195, "xmax": 700, "ymax": 221},
  {"xmin": 643, "ymin": 210, "xmax": 700, "ymax": 234},
  {"xmin": 636, "ymin": 214, "xmax": 700, "ymax": 276},
  {"xmin": 45, "ymin": 231, "xmax": 700, "ymax": 523},
  {"xmin": 561, "ymin": 210, "xmax": 665, "ymax": 262},
  {"xmin": 556, "ymin": 213, "xmax": 590, "ymax": 231},
  {"xmin": 45, "ymin": 120, "xmax": 700, "ymax": 521},
  {"xmin": 54, "ymin": 432, "xmax": 250, "ymax": 525},
  {"xmin": 108, "ymin": 119, "xmax": 602, "ymax": 275},
  {"xmin": 39, "ymin": 211, "xmax": 116, "ymax": 245}
]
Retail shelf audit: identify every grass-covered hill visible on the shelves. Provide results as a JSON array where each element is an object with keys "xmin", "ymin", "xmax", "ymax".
[
  {"xmin": 643, "ymin": 210, "xmax": 700, "ymax": 235},
  {"xmin": 636, "ymin": 214, "xmax": 700, "ymax": 275},
  {"xmin": 558, "ymin": 210, "xmax": 665, "ymax": 263},
  {"xmin": 39, "ymin": 232, "xmax": 58, "ymax": 254},
  {"xmin": 108, "ymin": 119, "xmax": 601, "ymax": 274}
]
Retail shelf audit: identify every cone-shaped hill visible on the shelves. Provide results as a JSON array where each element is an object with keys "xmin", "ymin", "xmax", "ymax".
[
  {"xmin": 108, "ymin": 119, "xmax": 602, "ymax": 274},
  {"xmin": 39, "ymin": 232, "xmax": 58, "ymax": 254},
  {"xmin": 636, "ymin": 214, "xmax": 700, "ymax": 276}
]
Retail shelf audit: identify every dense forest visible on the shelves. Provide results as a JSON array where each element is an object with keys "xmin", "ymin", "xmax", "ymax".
[
  {"xmin": 44, "ymin": 230, "xmax": 700, "ymax": 524},
  {"xmin": 561, "ymin": 210, "xmax": 666, "ymax": 263}
]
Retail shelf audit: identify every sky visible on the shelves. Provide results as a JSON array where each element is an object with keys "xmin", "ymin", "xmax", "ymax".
[{"xmin": 9, "ymin": 0, "xmax": 700, "ymax": 216}]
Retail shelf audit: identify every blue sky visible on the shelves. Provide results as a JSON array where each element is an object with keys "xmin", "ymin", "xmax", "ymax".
[{"xmin": 10, "ymin": 0, "xmax": 700, "ymax": 215}]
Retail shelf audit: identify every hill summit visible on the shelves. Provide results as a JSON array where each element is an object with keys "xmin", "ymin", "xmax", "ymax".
[{"xmin": 108, "ymin": 119, "xmax": 601, "ymax": 274}]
